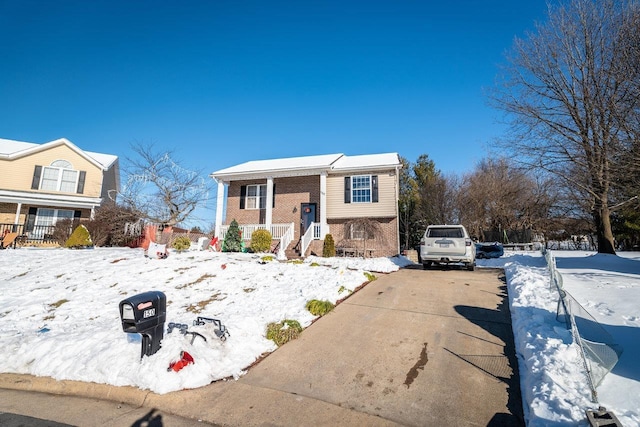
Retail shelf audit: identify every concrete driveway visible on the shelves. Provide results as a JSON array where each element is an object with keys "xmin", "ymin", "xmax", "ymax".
[
  {"xmin": 0, "ymin": 266, "xmax": 524, "ymax": 426},
  {"xmin": 239, "ymin": 265, "xmax": 524, "ymax": 426}
]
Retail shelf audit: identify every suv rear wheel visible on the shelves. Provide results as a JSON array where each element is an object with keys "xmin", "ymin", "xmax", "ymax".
[
  {"xmin": 423, "ymin": 261, "xmax": 432, "ymax": 270},
  {"xmin": 466, "ymin": 262, "xmax": 475, "ymax": 271}
]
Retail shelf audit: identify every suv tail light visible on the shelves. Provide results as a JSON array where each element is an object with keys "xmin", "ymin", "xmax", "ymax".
[{"xmin": 465, "ymin": 239, "xmax": 472, "ymax": 246}]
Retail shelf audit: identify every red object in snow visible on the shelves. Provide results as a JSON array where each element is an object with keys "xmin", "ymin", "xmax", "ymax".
[
  {"xmin": 209, "ymin": 236, "xmax": 219, "ymax": 251},
  {"xmin": 168, "ymin": 351, "xmax": 194, "ymax": 372},
  {"xmin": 221, "ymin": 264, "xmax": 227, "ymax": 270}
]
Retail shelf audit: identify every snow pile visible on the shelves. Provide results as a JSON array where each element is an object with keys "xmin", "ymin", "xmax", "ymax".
[{"xmin": 478, "ymin": 251, "xmax": 640, "ymax": 427}]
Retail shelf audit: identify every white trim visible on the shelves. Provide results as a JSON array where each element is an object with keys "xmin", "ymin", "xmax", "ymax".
[
  {"xmin": 0, "ymin": 189, "xmax": 102, "ymax": 209},
  {"xmin": 214, "ymin": 180, "xmax": 225, "ymax": 238},
  {"xmin": 265, "ymin": 177, "xmax": 273, "ymax": 229},
  {"xmin": 320, "ymin": 172, "xmax": 327, "ymax": 239},
  {"xmin": 13, "ymin": 202, "xmax": 21, "ymax": 224}
]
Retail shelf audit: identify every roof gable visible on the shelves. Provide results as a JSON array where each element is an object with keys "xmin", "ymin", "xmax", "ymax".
[{"xmin": 0, "ymin": 137, "xmax": 118, "ymax": 170}]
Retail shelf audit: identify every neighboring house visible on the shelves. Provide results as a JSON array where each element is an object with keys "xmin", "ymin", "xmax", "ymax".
[
  {"xmin": 210, "ymin": 152, "xmax": 401, "ymax": 258},
  {"xmin": 0, "ymin": 137, "xmax": 119, "ymax": 242}
]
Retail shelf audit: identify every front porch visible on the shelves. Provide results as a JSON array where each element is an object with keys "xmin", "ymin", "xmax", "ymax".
[{"xmin": 218, "ymin": 222, "xmax": 325, "ymax": 259}]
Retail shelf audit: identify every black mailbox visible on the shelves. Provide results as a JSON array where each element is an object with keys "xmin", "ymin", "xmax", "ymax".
[{"xmin": 119, "ymin": 291, "xmax": 166, "ymax": 358}]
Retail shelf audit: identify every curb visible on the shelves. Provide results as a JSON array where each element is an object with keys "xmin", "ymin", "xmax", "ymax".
[{"xmin": 0, "ymin": 373, "xmax": 149, "ymax": 407}]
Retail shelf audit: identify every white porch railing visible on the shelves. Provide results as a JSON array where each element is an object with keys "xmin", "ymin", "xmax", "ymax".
[
  {"xmin": 277, "ymin": 223, "xmax": 295, "ymax": 260},
  {"xmin": 300, "ymin": 222, "xmax": 323, "ymax": 257},
  {"xmin": 219, "ymin": 223, "xmax": 292, "ymax": 240},
  {"xmin": 219, "ymin": 223, "xmax": 295, "ymax": 260}
]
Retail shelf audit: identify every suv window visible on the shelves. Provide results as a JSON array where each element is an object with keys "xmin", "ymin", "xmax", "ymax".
[{"xmin": 427, "ymin": 227, "xmax": 463, "ymax": 238}]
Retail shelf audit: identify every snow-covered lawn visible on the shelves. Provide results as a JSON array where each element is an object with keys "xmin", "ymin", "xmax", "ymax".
[
  {"xmin": 0, "ymin": 247, "xmax": 638, "ymax": 426},
  {"xmin": 0, "ymin": 247, "xmax": 409, "ymax": 394}
]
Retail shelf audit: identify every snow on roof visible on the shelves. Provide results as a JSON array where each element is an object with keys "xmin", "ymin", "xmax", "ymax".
[
  {"xmin": 0, "ymin": 137, "xmax": 118, "ymax": 169},
  {"xmin": 332, "ymin": 152, "xmax": 400, "ymax": 171},
  {"xmin": 212, "ymin": 152, "xmax": 400, "ymax": 179},
  {"xmin": 212, "ymin": 153, "xmax": 343, "ymax": 176}
]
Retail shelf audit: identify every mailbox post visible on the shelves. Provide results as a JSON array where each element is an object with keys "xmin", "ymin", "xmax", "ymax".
[{"xmin": 119, "ymin": 291, "xmax": 167, "ymax": 358}]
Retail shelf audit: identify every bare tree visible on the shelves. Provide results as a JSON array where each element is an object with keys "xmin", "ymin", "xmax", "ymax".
[
  {"xmin": 343, "ymin": 218, "xmax": 384, "ymax": 258},
  {"xmin": 492, "ymin": 0, "xmax": 640, "ymax": 254},
  {"xmin": 118, "ymin": 142, "xmax": 212, "ymax": 226},
  {"xmin": 456, "ymin": 158, "xmax": 553, "ymax": 241}
]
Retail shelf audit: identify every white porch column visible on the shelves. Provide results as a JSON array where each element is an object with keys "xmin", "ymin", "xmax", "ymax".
[
  {"xmin": 214, "ymin": 180, "xmax": 226, "ymax": 238},
  {"xmin": 265, "ymin": 177, "xmax": 273, "ymax": 228},
  {"xmin": 13, "ymin": 203, "xmax": 22, "ymax": 224},
  {"xmin": 320, "ymin": 171, "xmax": 328, "ymax": 239}
]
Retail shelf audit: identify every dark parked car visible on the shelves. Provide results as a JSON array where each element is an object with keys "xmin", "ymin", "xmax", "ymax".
[{"xmin": 474, "ymin": 242, "xmax": 504, "ymax": 259}]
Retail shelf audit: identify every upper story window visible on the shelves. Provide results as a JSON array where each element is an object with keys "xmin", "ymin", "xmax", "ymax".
[
  {"xmin": 31, "ymin": 161, "xmax": 86, "ymax": 194},
  {"xmin": 344, "ymin": 175, "xmax": 379, "ymax": 204}
]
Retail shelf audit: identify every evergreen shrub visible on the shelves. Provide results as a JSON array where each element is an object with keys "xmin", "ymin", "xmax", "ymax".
[
  {"xmin": 64, "ymin": 225, "xmax": 94, "ymax": 249},
  {"xmin": 171, "ymin": 236, "xmax": 192, "ymax": 251},
  {"xmin": 250, "ymin": 229, "xmax": 272, "ymax": 253},
  {"xmin": 222, "ymin": 219, "xmax": 243, "ymax": 252},
  {"xmin": 322, "ymin": 234, "xmax": 336, "ymax": 257}
]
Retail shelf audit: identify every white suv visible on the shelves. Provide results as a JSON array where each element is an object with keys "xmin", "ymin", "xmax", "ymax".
[{"xmin": 419, "ymin": 225, "xmax": 476, "ymax": 271}]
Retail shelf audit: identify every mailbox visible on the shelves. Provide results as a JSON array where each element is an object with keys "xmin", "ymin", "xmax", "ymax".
[{"xmin": 119, "ymin": 291, "xmax": 167, "ymax": 358}]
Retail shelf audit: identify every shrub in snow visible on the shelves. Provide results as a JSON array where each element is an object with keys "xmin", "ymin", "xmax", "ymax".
[
  {"xmin": 260, "ymin": 255, "xmax": 275, "ymax": 263},
  {"xmin": 250, "ymin": 229, "xmax": 272, "ymax": 253},
  {"xmin": 266, "ymin": 319, "xmax": 302, "ymax": 346},
  {"xmin": 305, "ymin": 299, "xmax": 334, "ymax": 316},
  {"xmin": 322, "ymin": 233, "xmax": 336, "ymax": 257},
  {"xmin": 222, "ymin": 219, "xmax": 243, "ymax": 252},
  {"xmin": 364, "ymin": 272, "xmax": 376, "ymax": 282},
  {"xmin": 171, "ymin": 236, "xmax": 192, "ymax": 251},
  {"xmin": 64, "ymin": 225, "xmax": 93, "ymax": 249}
]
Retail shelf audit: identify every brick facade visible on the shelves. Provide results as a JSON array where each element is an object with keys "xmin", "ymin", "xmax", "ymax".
[
  {"xmin": 225, "ymin": 176, "xmax": 321, "ymax": 241},
  {"xmin": 327, "ymin": 217, "xmax": 399, "ymax": 257}
]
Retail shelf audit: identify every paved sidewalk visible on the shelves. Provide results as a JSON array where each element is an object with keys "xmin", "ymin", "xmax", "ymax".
[{"xmin": 0, "ymin": 266, "xmax": 523, "ymax": 426}]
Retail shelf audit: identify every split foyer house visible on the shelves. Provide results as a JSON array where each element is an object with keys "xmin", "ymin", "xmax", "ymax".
[
  {"xmin": 0, "ymin": 137, "xmax": 119, "ymax": 242},
  {"xmin": 210, "ymin": 152, "xmax": 402, "ymax": 258}
]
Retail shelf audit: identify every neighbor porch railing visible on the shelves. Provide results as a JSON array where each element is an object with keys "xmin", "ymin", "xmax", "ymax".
[{"xmin": 1, "ymin": 223, "xmax": 58, "ymax": 245}]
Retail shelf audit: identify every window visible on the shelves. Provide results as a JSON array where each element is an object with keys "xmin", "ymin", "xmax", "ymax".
[
  {"xmin": 344, "ymin": 175, "xmax": 378, "ymax": 204},
  {"xmin": 29, "ymin": 208, "xmax": 75, "ymax": 239},
  {"xmin": 428, "ymin": 227, "xmax": 463, "ymax": 238},
  {"xmin": 245, "ymin": 184, "xmax": 266, "ymax": 209},
  {"xmin": 34, "ymin": 160, "xmax": 84, "ymax": 193},
  {"xmin": 351, "ymin": 176, "xmax": 371, "ymax": 203},
  {"xmin": 349, "ymin": 222, "xmax": 375, "ymax": 240},
  {"xmin": 35, "ymin": 208, "xmax": 74, "ymax": 227}
]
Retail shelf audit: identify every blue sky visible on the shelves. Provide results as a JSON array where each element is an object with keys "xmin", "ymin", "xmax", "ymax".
[{"xmin": 0, "ymin": 1, "xmax": 548, "ymax": 227}]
